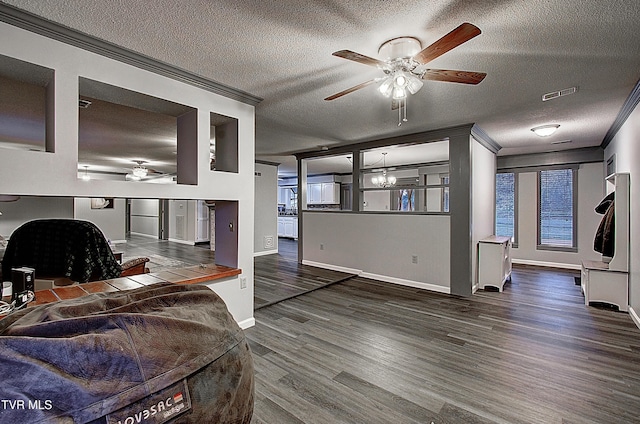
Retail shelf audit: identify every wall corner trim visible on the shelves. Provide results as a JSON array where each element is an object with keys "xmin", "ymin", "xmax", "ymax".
[
  {"xmin": 0, "ymin": 3, "xmax": 263, "ymax": 106},
  {"xmin": 629, "ymin": 306, "xmax": 640, "ymax": 331}
]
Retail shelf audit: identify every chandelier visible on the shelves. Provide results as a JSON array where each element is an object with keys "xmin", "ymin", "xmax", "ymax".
[{"xmin": 371, "ymin": 153, "xmax": 396, "ymax": 188}]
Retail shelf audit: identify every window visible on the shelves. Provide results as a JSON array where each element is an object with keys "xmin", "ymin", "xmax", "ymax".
[
  {"xmin": 537, "ymin": 168, "xmax": 577, "ymax": 250},
  {"xmin": 495, "ymin": 172, "xmax": 517, "ymax": 245}
]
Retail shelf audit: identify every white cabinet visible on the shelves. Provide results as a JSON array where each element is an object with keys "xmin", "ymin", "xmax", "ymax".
[
  {"xmin": 308, "ymin": 182, "xmax": 340, "ymax": 204},
  {"xmin": 321, "ymin": 182, "xmax": 340, "ymax": 204},
  {"xmin": 277, "ymin": 216, "xmax": 298, "ymax": 239},
  {"xmin": 277, "ymin": 217, "xmax": 285, "ymax": 237},
  {"xmin": 308, "ymin": 184, "xmax": 322, "ymax": 204},
  {"xmin": 581, "ymin": 261, "xmax": 628, "ymax": 312},
  {"xmin": 478, "ymin": 236, "xmax": 512, "ymax": 292}
]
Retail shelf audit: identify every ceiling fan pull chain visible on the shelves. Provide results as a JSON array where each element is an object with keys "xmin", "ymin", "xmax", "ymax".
[
  {"xmin": 403, "ymin": 95, "xmax": 408, "ymax": 123},
  {"xmin": 398, "ymin": 99, "xmax": 402, "ymax": 126}
]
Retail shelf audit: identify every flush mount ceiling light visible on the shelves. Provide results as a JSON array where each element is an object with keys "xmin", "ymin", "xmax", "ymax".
[
  {"xmin": 531, "ymin": 124, "xmax": 560, "ymax": 137},
  {"xmin": 132, "ymin": 160, "xmax": 148, "ymax": 178}
]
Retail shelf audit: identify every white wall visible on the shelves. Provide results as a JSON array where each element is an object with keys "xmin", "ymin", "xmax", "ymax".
[
  {"xmin": 254, "ymin": 163, "xmax": 278, "ymax": 255},
  {"xmin": 0, "ymin": 196, "xmax": 73, "ymax": 237},
  {"xmin": 74, "ymin": 197, "xmax": 126, "ymax": 243},
  {"xmin": 0, "ymin": 22, "xmax": 255, "ymax": 328},
  {"xmin": 604, "ymin": 102, "xmax": 640, "ymax": 315},
  {"xmin": 303, "ymin": 212, "xmax": 451, "ymax": 292},
  {"xmin": 510, "ymin": 162, "xmax": 605, "ymax": 268},
  {"xmin": 471, "ymin": 140, "xmax": 497, "ymax": 286},
  {"xmin": 130, "ymin": 198, "xmax": 160, "ymax": 238}
]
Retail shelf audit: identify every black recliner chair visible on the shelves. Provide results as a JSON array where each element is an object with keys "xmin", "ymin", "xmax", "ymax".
[{"xmin": 1, "ymin": 219, "xmax": 149, "ymax": 284}]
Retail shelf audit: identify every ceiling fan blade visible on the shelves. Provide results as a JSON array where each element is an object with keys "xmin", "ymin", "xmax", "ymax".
[
  {"xmin": 324, "ymin": 79, "xmax": 377, "ymax": 101},
  {"xmin": 421, "ymin": 69, "xmax": 487, "ymax": 85},
  {"xmin": 413, "ymin": 22, "xmax": 481, "ymax": 65},
  {"xmin": 332, "ymin": 50, "xmax": 388, "ymax": 68}
]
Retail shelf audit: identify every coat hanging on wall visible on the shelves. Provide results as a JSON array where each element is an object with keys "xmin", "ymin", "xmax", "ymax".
[{"xmin": 593, "ymin": 192, "xmax": 614, "ymax": 257}]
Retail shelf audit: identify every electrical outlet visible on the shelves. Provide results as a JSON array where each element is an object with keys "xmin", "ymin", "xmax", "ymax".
[
  {"xmin": 412, "ymin": 255, "xmax": 418, "ymax": 264},
  {"xmin": 240, "ymin": 276, "xmax": 247, "ymax": 289}
]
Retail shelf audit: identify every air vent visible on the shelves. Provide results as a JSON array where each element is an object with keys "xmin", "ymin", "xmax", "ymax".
[
  {"xmin": 78, "ymin": 99, "xmax": 92, "ymax": 108},
  {"xmin": 542, "ymin": 86, "xmax": 577, "ymax": 102},
  {"xmin": 550, "ymin": 139, "xmax": 572, "ymax": 145}
]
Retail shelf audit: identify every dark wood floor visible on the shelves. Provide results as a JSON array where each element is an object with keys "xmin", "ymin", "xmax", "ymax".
[
  {"xmin": 254, "ymin": 238, "xmax": 355, "ymax": 309},
  {"xmin": 119, "ymin": 236, "xmax": 354, "ymax": 309},
  {"xmin": 246, "ymin": 265, "xmax": 640, "ymax": 424},
  {"xmin": 116, "ymin": 234, "xmax": 216, "ymax": 273},
  {"xmin": 118, "ymin": 235, "xmax": 640, "ymax": 423}
]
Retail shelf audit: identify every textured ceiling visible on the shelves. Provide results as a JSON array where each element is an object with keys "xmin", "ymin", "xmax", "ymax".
[{"xmin": 2, "ymin": 0, "xmax": 640, "ymax": 177}]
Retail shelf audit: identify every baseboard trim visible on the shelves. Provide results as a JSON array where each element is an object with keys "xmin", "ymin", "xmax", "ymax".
[
  {"xmin": 301, "ymin": 260, "xmax": 362, "ymax": 275},
  {"xmin": 111, "ymin": 239, "xmax": 127, "ymax": 245},
  {"xmin": 360, "ymin": 272, "xmax": 451, "ymax": 294},
  {"xmin": 301, "ymin": 260, "xmax": 450, "ymax": 294},
  {"xmin": 168, "ymin": 238, "xmax": 196, "ymax": 246},
  {"xmin": 238, "ymin": 317, "xmax": 255, "ymax": 329},
  {"xmin": 629, "ymin": 306, "xmax": 640, "ymax": 331},
  {"xmin": 512, "ymin": 259, "xmax": 581, "ymax": 270},
  {"xmin": 254, "ymin": 249, "xmax": 278, "ymax": 257},
  {"xmin": 129, "ymin": 232, "xmax": 159, "ymax": 239}
]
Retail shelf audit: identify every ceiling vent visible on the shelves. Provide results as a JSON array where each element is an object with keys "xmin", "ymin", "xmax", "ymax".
[
  {"xmin": 550, "ymin": 139, "xmax": 572, "ymax": 145},
  {"xmin": 78, "ymin": 99, "xmax": 92, "ymax": 108},
  {"xmin": 542, "ymin": 86, "xmax": 577, "ymax": 102}
]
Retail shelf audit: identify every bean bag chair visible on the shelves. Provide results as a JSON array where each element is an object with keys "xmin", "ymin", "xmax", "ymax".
[{"xmin": 0, "ymin": 282, "xmax": 254, "ymax": 423}]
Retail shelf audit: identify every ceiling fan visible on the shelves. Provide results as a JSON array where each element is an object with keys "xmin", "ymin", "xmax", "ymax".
[
  {"xmin": 127, "ymin": 160, "xmax": 165, "ymax": 181},
  {"xmin": 325, "ymin": 23, "xmax": 486, "ymax": 124}
]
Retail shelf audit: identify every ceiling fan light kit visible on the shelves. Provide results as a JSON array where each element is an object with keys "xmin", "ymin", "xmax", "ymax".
[
  {"xmin": 132, "ymin": 160, "xmax": 148, "ymax": 178},
  {"xmin": 326, "ymin": 23, "xmax": 486, "ymax": 126}
]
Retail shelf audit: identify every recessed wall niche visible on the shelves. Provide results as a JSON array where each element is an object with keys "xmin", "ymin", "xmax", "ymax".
[
  {"xmin": 78, "ymin": 78, "xmax": 197, "ymax": 184},
  {"xmin": 210, "ymin": 112, "xmax": 238, "ymax": 173},
  {"xmin": 0, "ymin": 54, "xmax": 54, "ymax": 153}
]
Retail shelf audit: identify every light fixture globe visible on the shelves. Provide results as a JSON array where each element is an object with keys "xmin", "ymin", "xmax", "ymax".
[{"xmin": 531, "ymin": 124, "xmax": 560, "ymax": 137}]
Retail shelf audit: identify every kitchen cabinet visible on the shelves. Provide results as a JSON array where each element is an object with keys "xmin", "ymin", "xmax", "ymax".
[
  {"xmin": 307, "ymin": 183, "xmax": 340, "ymax": 204},
  {"xmin": 308, "ymin": 184, "xmax": 322, "ymax": 204},
  {"xmin": 277, "ymin": 217, "xmax": 285, "ymax": 237},
  {"xmin": 277, "ymin": 216, "xmax": 298, "ymax": 239}
]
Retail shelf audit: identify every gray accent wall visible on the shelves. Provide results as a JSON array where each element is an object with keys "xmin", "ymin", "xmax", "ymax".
[
  {"xmin": 254, "ymin": 162, "xmax": 278, "ymax": 255},
  {"xmin": 448, "ymin": 133, "xmax": 473, "ymax": 296},
  {"xmin": 303, "ymin": 212, "xmax": 450, "ymax": 290}
]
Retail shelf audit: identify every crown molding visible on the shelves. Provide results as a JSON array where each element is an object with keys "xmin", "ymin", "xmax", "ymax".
[
  {"xmin": 601, "ymin": 77, "xmax": 640, "ymax": 149},
  {"xmin": 471, "ymin": 124, "xmax": 501, "ymax": 154},
  {"xmin": 0, "ymin": 3, "xmax": 263, "ymax": 106}
]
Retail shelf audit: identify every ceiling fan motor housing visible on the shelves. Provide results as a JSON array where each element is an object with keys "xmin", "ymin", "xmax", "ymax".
[{"xmin": 378, "ymin": 37, "xmax": 422, "ymax": 61}]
